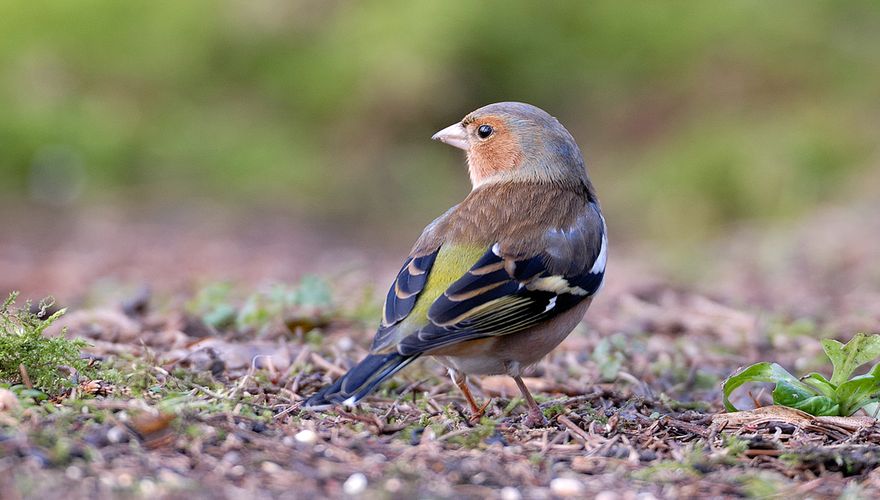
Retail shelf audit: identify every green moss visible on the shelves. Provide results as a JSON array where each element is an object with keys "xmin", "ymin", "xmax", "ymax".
[
  {"xmin": 542, "ymin": 404, "xmax": 566, "ymax": 419},
  {"xmin": 448, "ymin": 418, "xmax": 497, "ymax": 448},
  {"xmin": 0, "ymin": 293, "xmax": 94, "ymax": 394},
  {"xmin": 736, "ymin": 472, "xmax": 787, "ymax": 498}
]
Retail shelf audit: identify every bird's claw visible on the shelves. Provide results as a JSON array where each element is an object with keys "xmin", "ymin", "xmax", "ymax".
[
  {"xmin": 467, "ymin": 399, "xmax": 492, "ymax": 425},
  {"xmin": 524, "ymin": 408, "xmax": 549, "ymax": 428}
]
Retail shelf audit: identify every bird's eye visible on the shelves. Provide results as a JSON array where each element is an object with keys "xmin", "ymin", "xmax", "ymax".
[{"xmin": 477, "ymin": 124, "xmax": 493, "ymax": 139}]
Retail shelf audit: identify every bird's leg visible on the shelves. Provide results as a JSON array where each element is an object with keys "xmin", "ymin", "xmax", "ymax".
[
  {"xmin": 512, "ymin": 375, "xmax": 548, "ymax": 427},
  {"xmin": 449, "ymin": 369, "xmax": 490, "ymax": 424}
]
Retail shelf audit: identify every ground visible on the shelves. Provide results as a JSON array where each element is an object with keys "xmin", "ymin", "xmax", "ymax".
[{"xmin": 1, "ymin": 198, "xmax": 880, "ymax": 499}]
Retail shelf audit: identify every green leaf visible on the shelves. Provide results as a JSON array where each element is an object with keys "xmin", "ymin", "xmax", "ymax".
[
  {"xmin": 722, "ymin": 362, "xmax": 817, "ymax": 412},
  {"xmin": 772, "ymin": 379, "xmax": 839, "ymax": 416},
  {"xmin": 834, "ymin": 362, "xmax": 880, "ymax": 416},
  {"xmin": 801, "ymin": 372, "xmax": 837, "ymax": 399},
  {"xmin": 822, "ymin": 333, "xmax": 880, "ymax": 386}
]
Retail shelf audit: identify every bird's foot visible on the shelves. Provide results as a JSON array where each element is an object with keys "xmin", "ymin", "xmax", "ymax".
[
  {"xmin": 523, "ymin": 406, "xmax": 548, "ymax": 428},
  {"xmin": 467, "ymin": 398, "xmax": 492, "ymax": 425}
]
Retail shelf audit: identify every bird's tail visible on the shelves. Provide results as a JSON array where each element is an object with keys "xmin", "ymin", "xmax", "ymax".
[{"xmin": 303, "ymin": 352, "xmax": 420, "ymax": 408}]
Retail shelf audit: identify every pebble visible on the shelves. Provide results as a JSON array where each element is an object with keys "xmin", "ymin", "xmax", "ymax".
[
  {"xmin": 384, "ymin": 478, "xmax": 402, "ymax": 493},
  {"xmin": 343, "ymin": 472, "xmax": 367, "ymax": 495},
  {"xmin": 140, "ymin": 479, "xmax": 157, "ymax": 496},
  {"xmin": 294, "ymin": 429, "xmax": 318, "ymax": 444},
  {"xmin": 338, "ymin": 337, "xmax": 354, "ymax": 351},
  {"xmin": 0, "ymin": 388, "xmax": 19, "ymax": 411},
  {"xmin": 550, "ymin": 477, "xmax": 585, "ymax": 497},
  {"xmin": 262, "ymin": 461, "xmax": 282, "ymax": 473},
  {"xmin": 222, "ymin": 451, "xmax": 241, "ymax": 464},
  {"xmin": 595, "ymin": 491, "xmax": 619, "ymax": 500},
  {"xmin": 107, "ymin": 426, "xmax": 126, "ymax": 443},
  {"xmin": 117, "ymin": 473, "xmax": 133, "ymax": 488},
  {"xmin": 65, "ymin": 466, "xmax": 83, "ymax": 480},
  {"xmin": 500, "ymin": 486, "xmax": 522, "ymax": 500}
]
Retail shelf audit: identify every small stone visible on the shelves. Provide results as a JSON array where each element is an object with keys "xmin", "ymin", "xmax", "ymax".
[
  {"xmin": 282, "ymin": 436, "xmax": 295, "ymax": 447},
  {"xmin": 500, "ymin": 486, "xmax": 522, "ymax": 500},
  {"xmin": 157, "ymin": 470, "xmax": 182, "ymax": 486},
  {"xmin": 384, "ymin": 478, "xmax": 402, "ymax": 493},
  {"xmin": 0, "ymin": 388, "xmax": 19, "ymax": 411},
  {"xmin": 140, "ymin": 479, "xmax": 156, "ymax": 496},
  {"xmin": 550, "ymin": 477, "xmax": 585, "ymax": 497},
  {"xmin": 343, "ymin": 472, "xmax": 367, "ymax": 495},
  {"xmin": 294, "ymin": 429, "xmax": 318, "ymax": 444},
  {"xmin": 338, "ymin": 337, "xmax": 354, "ymax": 351},
  {"xmin": 107, "ymin": 426, "xmax": 127, "ymax": 443},
  {"xmin": 117, "ymin": 473, "xmax": 133, "ymax": 488},
  {"xmin": 261, "ymin": 461, "xmax": 282, "ymax": 473},
  {"xmin": 595, "ymin": 490, "xmax": 619, "ymax": 500},
  {"xmin": 222, "ymin": 451, "xmax": 241, "ymax": 464},
  {"xmin": 65, "ymin": 466, "xmax": 83, "ymax": 480}
]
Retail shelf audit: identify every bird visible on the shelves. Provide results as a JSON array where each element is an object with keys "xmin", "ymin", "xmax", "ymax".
[{"xmin": 304, "ymin": 102, "xmax": 606, "ymax": 427}]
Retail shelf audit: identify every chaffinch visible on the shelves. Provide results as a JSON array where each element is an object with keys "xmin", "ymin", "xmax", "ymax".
[{"xmin": 305, "ymin": 102, "xmax": 607, "ymax": 426}]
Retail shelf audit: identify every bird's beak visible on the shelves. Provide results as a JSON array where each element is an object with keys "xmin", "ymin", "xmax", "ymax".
[{"xmin": 431, "ymin": 123, "xmax": 469, "ymax": 151}]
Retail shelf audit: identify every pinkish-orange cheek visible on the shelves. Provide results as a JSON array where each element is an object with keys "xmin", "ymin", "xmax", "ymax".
[{"xmin": 468, "ymin": 137, "xmax": 522, "ymax": 182}]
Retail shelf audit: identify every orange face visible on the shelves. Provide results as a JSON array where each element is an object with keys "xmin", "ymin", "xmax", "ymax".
[{"xmin": 462, "ymin": 115, "xmax": 525, "ymax": 185}]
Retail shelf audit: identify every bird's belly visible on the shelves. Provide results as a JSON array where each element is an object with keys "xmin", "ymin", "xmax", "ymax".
[{"xmin": 431, "ymin": 298, "xmax": 592, "ymax": 376}]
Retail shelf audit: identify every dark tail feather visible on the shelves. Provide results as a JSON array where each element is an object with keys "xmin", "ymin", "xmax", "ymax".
[{"xmin": 304, "ymin": 352, "xmax": 420, "ymax": 408}]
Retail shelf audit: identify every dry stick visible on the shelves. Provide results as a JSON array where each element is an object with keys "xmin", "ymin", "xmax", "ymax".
[
  {"xmin": 19, "ymin": 364, "xmax": 32, "ymax": 389},
  {"xmin": 557, "ymin": 414, "xmax": 593, "ymax": 445},
  {"xmin": 437, "ymin": 427, "xmax": 476, "ymax": 442},
  {"xmin": 381, "ymin": 378, "xmax": 429, "ymax": 420},
  {"xmin": 743, "ymin": 449, "xmax": 783, "ymax": 457},
  {"xmin": 309, "ymin": 353, "xmax": 347, "ymax": 377},
  {"xmin": 188, "ymin": 382, "xmax": 274, "ymax": 411}
]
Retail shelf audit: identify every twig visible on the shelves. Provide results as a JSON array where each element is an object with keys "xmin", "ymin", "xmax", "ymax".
[
  {"xmin": 557, "ymin": 414, "xmax": 593, "ymax": 444},
  {"xmin": 19, "ymin": 364, "xmax": 32, "ymax": 389},
  {"xmin": 309, "ymin": 353, "xmax": 347, "ymax": 377},
  {"xmin": 188, "ymin": 382, "xmax": 274, "ymax": 411}
]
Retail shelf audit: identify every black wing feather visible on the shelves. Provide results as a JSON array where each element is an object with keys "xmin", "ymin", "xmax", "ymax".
[{"xmin": 371, "ymin": 248, "xmax": 440, "ymax": 351}]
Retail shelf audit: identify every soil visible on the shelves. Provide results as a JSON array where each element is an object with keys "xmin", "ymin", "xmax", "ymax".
[{"xmin": 1, "ymin": 198, "xmax": 880, "ymax": 499}]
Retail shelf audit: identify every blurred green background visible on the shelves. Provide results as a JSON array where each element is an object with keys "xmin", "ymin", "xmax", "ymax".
[{"xmin": 2, "ymin": 1, "xmax": 878, "ymax": 251}]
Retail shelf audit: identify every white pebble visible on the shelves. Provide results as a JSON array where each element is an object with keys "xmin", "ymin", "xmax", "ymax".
[
  {"xmin": 595, "ymin": 491, "xmax": 619, "ymax": 500},
  {"xmin": 261, "ymin": 461, "xmax": 282, "ymax": 473},
  {"xmin": 65, "ymin": 466, "xmax": 83, "ymax": 480},
  {"xmin": 117, "ymin": 473, "xmax": 133, "ymax": 488},
  {"xmin": 500, "ymin": 486, "xmax": 522, "ymax": 500},
  {"xmin": 550, "ymin": 477, "xmax": 585, "ymax": 497},
  {"xmin": 107, "ymin": 426, "xmax": 126, "ymax": 443},
  {"xmin": 140, "ymin": 479, "xmax": 156, "ymax": 496},
  {"xmin": 343, "ymin": 472, "xmax": 367, "ymax": 495},
  {"xmin": 338, "ymin": 337, "xmax": 354, "ymax": 351},
  {"xmin": 294, "ymin": 429, "xmax": 318, "ymax": 444},
  {"xmin": 384, "ymin": 478, "xmax": 402, "ymax": 493}
]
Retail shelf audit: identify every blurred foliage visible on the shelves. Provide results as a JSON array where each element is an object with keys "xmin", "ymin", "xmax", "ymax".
[
  {"xmin": 1, "ymin": 1, "xmax": 878, "ymax": 244},
  {"xmin": 186, "ymin": 276, "xmax": 335, "ymax": 335}
]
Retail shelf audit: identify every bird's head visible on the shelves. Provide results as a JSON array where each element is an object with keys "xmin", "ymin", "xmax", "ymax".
[{"xmin": 432, "ymin": 102, "xmax": 588, "ymax": 189}]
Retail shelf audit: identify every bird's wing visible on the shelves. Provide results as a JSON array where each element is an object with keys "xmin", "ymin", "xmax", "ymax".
[
  {"xmin": 395, "ymin": 201, "xmax": 606, "ymax": 356},
  {"xmin": 370, "ymin": 249, "xmax": 441, "ymax": 352}
]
